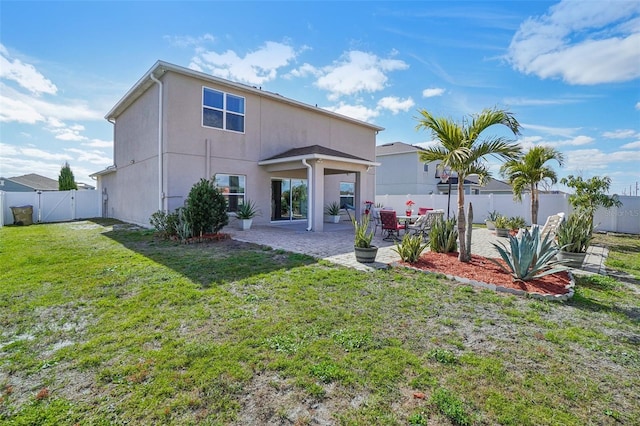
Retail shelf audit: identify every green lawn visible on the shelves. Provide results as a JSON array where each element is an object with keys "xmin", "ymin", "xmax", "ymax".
[{"xmin": 1, "ymin": 220, "xmax": 638, "ymax": 425}]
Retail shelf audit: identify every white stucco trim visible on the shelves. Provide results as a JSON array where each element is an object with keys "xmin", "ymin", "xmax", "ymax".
[{"xmin": 258, "ymin": 154, "xmax": 379, "ymax": 168}]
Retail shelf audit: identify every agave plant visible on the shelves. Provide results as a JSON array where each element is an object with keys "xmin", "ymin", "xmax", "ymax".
[{"xmin": 489, "ymin": 226, "xmax": 567, "ymax": 282}]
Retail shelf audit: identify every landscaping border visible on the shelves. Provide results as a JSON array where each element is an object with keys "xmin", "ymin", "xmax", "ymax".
[{"xmin": 391, "ymin": 262, "xmax": 575, "ymax": 302}]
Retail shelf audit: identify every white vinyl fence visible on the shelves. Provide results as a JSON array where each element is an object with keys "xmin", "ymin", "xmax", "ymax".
[
  {"xmin": 376, "ymin": 193, "xmax": 640, "ymax": 235},
  {"xmin": 0, "ymin": 190, "xmax": 100, "ymax": 228}
]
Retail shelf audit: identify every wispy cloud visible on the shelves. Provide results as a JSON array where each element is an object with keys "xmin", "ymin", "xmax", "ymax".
[
  {"xmin": 507, "ymin": 0, "xmax": 640, "ymax": 84},
  {"xmin": 422, "ymin": 88, "xmax": 445, "ymax": 98},
  {"xmin": 322, "ymin": 102, "xmax": 380, "ymax": 122},
  {"xmin": 377, "ymin": 96, "xmax": 415, "ymax": 114},
  {"xmin": 164, "ymin": 33, "xmax": 215, "ymax": 48},
  {"xmin": 189, "ymin": 41, "xmax": 298, "ymax": 85},
  {"xmin": 620, "ymin": 140, "xmax": 640, "ymax": 149},
  {"xmin": 521, "ymin": 123, "xmax": 581, "ymax": 138},
  {"xmin": 0, "ymin": 44, "xmax": 57, "ymax": 95},
  {"xmin": 603, "ymin": 129, "xmax": 638, "ymax": 139},
  {"xmin": 504, "ymin": 97, "xmax": 581, "ymax": 106},
  {"xmin": 315, "ymin": 50, "xmax": 409, "ymax": 101}
]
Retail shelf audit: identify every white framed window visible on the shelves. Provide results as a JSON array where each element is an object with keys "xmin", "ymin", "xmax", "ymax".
[
  {"xmin": 340, "ymin": 182, "xmax": 355, "ymax": 209},
  {"xmin": 214, "ymin": 174, "xmax": 246, "ymax": 213},
  {"xmin": 203, "ymin": 87, "xmax": 245, "ymax": 133}
]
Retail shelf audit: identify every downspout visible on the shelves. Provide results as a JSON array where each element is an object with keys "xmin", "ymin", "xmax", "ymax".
[
  {"xmin": 302, "ymin": 159, "xmax": 313, "ymax": 231},
  {"xmin": 150, "ymin": 73, "xmax": 164, "ymax": 211}
]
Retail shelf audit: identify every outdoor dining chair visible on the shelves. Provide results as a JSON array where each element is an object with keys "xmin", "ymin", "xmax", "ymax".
[
  {"xmin": 379, "ymin": 210, "xmax": 405, "ymax": 241},
  {"xmin": 408, "ymin": 209, "xmax": 444, "ymax": 240}
]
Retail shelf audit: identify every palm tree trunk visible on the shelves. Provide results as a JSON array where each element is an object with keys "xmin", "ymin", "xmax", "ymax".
[
  {"xmin": 457, "ymin": 178, "xmax": 468, "ymax": 262},
  {"xmin": 531, "ymin": 183, "xmax": 538, "ymax": 225}
]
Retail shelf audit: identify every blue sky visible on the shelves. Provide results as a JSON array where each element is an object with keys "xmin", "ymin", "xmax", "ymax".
[{"xmin": 1, "ymin": 1, "xmax": 639, "ymax": 195}]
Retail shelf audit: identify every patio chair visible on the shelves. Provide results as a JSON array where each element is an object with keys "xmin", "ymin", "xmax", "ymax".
[
  {"xmin": 417, "ymin": 207, "xmax": 433, "ymax": 215},
  {"xmin": 379, "ymin": 210, "xmax": 405, "ymax": 241},
  {"xmin": 408, "ymin": 209, "xmax": 444, "ymax": 240},
  {"xmin": 536, "ymin": 212, "xmax": 565, "ymax": 241},
  {"xmin": 371, "ymin": 208, "xmax": 382, "ymax": 235}
]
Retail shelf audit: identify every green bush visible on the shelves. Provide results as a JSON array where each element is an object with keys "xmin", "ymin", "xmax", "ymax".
[
  {"xmin": 393, "ymin": 233, "xmax": 429, "ymax": 263},
  {"xmin": 429, "ymin": 217, "xmax": 458, "ymax": 253},
  {"xmin": 184, "ymin": 178, "xmax": 228, "ymax": 236},
  {"xmin": 149, "ymin": 210, "xmax": 179, "ymax": 239}
]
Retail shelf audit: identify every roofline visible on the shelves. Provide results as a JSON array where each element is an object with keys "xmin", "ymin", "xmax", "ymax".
[
  {"xmin": 376, "ymin": 150, "xmax": 424, "ymax": 157},
  {"xmin": 89, "ymin": 165, "xmax": 117, "ymax": 178},
  {"xmin": 105, "ymin": 60, "xmax": 385, "ymax": 132},
  {"xmin": 258, "ymin": 153, "xmax": 380, "ymax": 167}
]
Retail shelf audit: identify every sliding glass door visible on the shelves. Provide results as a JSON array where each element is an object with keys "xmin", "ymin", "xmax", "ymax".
[{"xmin": 271, "ymin": 178, "xmax": 307, "ymax": 221}]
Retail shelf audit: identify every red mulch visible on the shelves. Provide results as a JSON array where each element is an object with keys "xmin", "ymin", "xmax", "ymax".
[{"xmin": 401, "ymin": 251, "xmax": 571, "ymax": 295}]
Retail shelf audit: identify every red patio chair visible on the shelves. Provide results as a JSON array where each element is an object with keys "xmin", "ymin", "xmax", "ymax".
[
  {"xmin": 418, "ymin": 207, "xmax": 433, "ymax": 215},
  {"xmin": 379, "ymin": 210, "xmax": 405, "ymax": 241}
]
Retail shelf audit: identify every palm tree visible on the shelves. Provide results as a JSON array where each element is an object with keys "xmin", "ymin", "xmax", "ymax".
[
  {"xmin": 416, "ymin": 107, "xmax": 522, "ymax": 262},
  {"xmin": 500, "ymin": 146, "xmax": 564, "ymax": 226}
]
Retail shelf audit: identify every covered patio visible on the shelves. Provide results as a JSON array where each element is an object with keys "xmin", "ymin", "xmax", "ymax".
[{"xmin": 258, "ymin": 145, "xmax": 379, "ymax": 232}]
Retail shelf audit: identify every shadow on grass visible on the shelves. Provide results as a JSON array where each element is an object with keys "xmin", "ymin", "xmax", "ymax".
[
  {"xmin": 568, "ymin": 275, "xmax": 640, "ymax": 322},
  {"xmin": 99, "ymin": 221, "xmax": 318, "ymax": 288}
]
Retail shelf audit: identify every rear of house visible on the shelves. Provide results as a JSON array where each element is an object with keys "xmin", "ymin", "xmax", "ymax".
[{"xmin": 93, "ymin": 61, "xmax": 382, "ymax": 231}]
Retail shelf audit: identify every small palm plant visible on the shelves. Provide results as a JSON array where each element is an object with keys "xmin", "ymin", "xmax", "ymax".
[{"xmin": 489, "ymin": 226, "xmax": 567, "ymax": 282}]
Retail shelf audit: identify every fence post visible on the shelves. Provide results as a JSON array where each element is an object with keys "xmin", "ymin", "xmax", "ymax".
[
  {"xmin": 71, "ymin": 189, "xmax": 77, "ymax": 220},
  {"xmin": 0, "ymin": 191, "xmax": 4, "ymax": 228}
]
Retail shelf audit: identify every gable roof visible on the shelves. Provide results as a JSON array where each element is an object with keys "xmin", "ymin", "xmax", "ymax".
[
  {"xmin": 106, "ymin": 60, "xmax": 384, "ymax": 132},
  {"xmin": 259, "ymin": 144, "xmax": 379, "ymax": 167},
  {"xmin": 376, "ymin": 141, "xmax": 426, "ymax": 156},
  {"xmin": 7, "ymin": 173, "xmax": 59, "ymax": 191},
  {"xmin": 262, "ymin": 144, "xmax": 370, "ymax": 162}
]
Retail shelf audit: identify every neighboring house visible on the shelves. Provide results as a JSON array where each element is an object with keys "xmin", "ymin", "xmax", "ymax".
[
  {"xmin": 375, "ymin": 141, "xmax": 514, "ymax": 196},
  {"xmin": 91, "ymin": 61, "xmax": 382, "ymax": 231},
  {"xmin": 0, "ymin": 174, "xmax": 59, "ymax": 192}
]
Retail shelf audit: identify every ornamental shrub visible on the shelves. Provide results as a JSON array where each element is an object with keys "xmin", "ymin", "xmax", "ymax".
[{"xmin": 184, "ymin": 178, "xmax": 228, "ymax": 236}]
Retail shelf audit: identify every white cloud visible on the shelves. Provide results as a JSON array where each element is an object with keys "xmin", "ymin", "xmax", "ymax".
[
  {"xmin": 564, "ymin": 148, "xmax": 640, "ymax": 171},
  {"xmin": 287, "ymin": 63, "xmax": 321, "ymax": 79},
  {"xmin": 82, "ymin": 139, "xmax": 113, "ymax": 148},
  {"xmin": 620, "ymin": 141, "xmax": 640, "ymax": 149},
  {"xmin": 164, "ymin": 33, "xmax": 215, "ymax": 48},
  {"xmin": 0, "ymin": 92, "xmax": 44, "ymax": 123},
  {"xmin": 521, "ymin": 122, "xmax": 581, "ymax": 138},
  {"xmin": 0, "ymin": 83, "xmax": 103, "ymax": 124},
  {"xmin": 603, "ymin": 129, "xmax": 638, "ymax": 139},
  {"xmin": 0, "ymin": 44, "xmax": 57, "ymax": 95},
  {"xmin": 315, "ymin": 51, "xmax": 409, "ymax": 100},
  {"xmin": 20, "ymin": 147, "xmax": 71, "ymax": 161},
  {"xmin": 422, "ymin": 88, "xmax": 445, "ymax": 98},
  {"xmin": 504, "ymin": 97, "xmax": 580, "ymax": 106},
  {"xmin": 558, "ymin": 135, "xmax": 595, "ymax": 146},
  {"xmin": 377, "ymin": 96, "xmax": 415, "ymax": 114},
  {"xmin": 322, "ymin": 102, "xmax": 380, "ymax": 122},
  {"xmin": 508, "ymin": 1, "xmax": 640, "ymax": 84},
  {"xmin": 190, "ymin": 41, "xmax": 297, "ymax": 85},
  {"xmin": 636, "ymin": 101, "xmax": 640, "ymax": 110},
  {"xmin": 66, "ymin": 148, "xmax": 112, "ymax": 164}
]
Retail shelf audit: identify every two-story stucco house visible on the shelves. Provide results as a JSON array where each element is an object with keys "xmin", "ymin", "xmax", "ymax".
[
  {"xmin": 375, "ymin": 141, "xmax": 514, "ymax": 196},
  {"xmin": 92, "ymin": 61, "xmax": 383, "ymax": 231}
]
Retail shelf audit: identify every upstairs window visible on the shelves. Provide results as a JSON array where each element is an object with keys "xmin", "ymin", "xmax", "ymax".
[{"xmin": 203, "ymin": 88, "xmax": 245, "ymax": 133}]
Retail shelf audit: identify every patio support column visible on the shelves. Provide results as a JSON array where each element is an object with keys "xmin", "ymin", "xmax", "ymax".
[
  {"xmin": 311, "ymin": 159, "xmax": 325, "ymax": 232},
  {"xmin": 355, "ymin": 171, "xmax": 362, "ymax": 219}
]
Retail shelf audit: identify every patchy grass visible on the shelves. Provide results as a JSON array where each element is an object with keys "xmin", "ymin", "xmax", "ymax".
[
  {"xmin": 592, "ymin": 232, "xmax": 640, "ymax": 281},
  {"xmin": 1, "ymin": 220, "xmax": 638, "ymax": 425}
]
